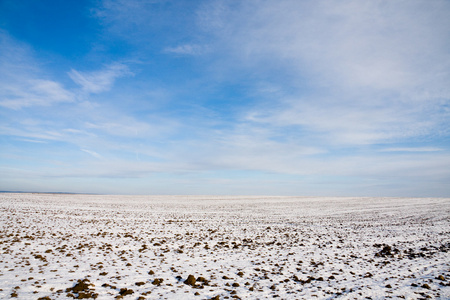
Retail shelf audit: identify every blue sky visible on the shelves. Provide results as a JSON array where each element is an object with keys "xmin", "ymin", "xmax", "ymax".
[{"xmin": 1, "ymin": 0, "xmax": 449, "ymax": 196}]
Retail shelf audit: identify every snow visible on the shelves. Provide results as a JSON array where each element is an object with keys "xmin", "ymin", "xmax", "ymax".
[{"xmin": 0, "ymin": 194, "xmax": 449, "ymax": 299}]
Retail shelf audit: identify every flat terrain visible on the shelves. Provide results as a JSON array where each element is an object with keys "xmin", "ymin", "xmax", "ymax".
[{"xmin": 0, "ymin": 194, "xmax": 449, "ymax": 299}]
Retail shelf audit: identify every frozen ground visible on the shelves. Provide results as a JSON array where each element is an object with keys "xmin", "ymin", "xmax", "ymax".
[{"xmin": 0, "ymin": 194, "xmax": 449, "ymax": 300}]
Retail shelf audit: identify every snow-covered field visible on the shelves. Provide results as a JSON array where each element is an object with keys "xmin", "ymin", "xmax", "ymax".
[{"xmin": 0, "ymin": 194, "xmax": 449, "ymax": 299}]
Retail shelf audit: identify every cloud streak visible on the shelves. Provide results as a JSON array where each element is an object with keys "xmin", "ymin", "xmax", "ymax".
[
  {"xmin": 0, "ymin": 79, "xmax": 74, "ymax": 109},
  {"xmin": 0, "ymin": 32, "xmax": 75, "ymax": 109},
  {"xmin": 163, "ymin": 44, "xmax": 208, "ymax": 55},
  {"xmin": 380, "ymin": 147, "xmax": 444, "ymax": 153},
  {"xmin": 81, "ymin": 149, "xmax": 102, "ymax": 159},
  {"xmin": 68, "ymin": 64, "xmax": 131, "ymax": 94}
]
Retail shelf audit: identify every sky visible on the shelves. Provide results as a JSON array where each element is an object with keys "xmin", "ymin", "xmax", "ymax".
[{"xmin": 0, "ymin": 0, "xmax": 449, "ymax": 196}]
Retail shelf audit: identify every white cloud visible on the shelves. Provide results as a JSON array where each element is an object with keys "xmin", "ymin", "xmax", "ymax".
[
  {"xmin": 95, "ymin": 0, "xmax": 163, "ymax": 28},
  {"xmin": 0, "ymin": 79, "xmax": 74, "ymax": 109},
  {"xmin": 83, "ymin": 111, "xmax": 179, "ymax": 138},
  {"xmin": 94, "ymin": 0, "xmax": 198, "ymax": 45},
  {"xmin": 163, "ymin": 44, "xmax": 208, "ymax": 55},
  {"xmin": 380, "ymin": 147, "xmax": 444, "ymax": 153},
  {"xmin": 0, "ymin": 32, "xmax": 75, "ymax": 109},
  {"xmin": 81, "ymin": 149, "xmax": 102, "ymax": 159},
  {"xmin": 247, "ymin": 95, "xmax": 441, "ymax": 145},
  {"xmin": 68, "ymin": 64, "xmax": 131, "ymax": 94},
  {"xmin": 200, "ymin": 0, "xmax": 450, "ymax": 93},
  {"xmin": 15, "ymin": 138, "xmax": 47, "ymax": 144},
  {"xmin": 198, "ymin": 0, "xmax": 450, "ymax": 145}
]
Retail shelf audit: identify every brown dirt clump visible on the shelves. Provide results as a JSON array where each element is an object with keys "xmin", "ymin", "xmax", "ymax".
[
  {"xmin": 66, "ymin": 278, "xmax": 98, "ymax": 299},
  {"xmin": 184, "ymin": 275, "xmax": 196, "ymax": 286}
]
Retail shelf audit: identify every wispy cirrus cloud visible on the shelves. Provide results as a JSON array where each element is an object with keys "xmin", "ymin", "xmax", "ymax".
[
  {"xmin": 0, "ymin": 79, "xmax": 74, "ymax": 109},
  {"xmin": 246, "ymin": 94, "xmax": 442, "ymax": 145},
  {"xmin": 94, "ymin": 0, "xmax": 164, "ymax": 31},
  {"xmin": 68, "ymin": 63, "xmax": 131, "ymax": 94},
  {"xmin": 163, "ymin": 44, "xmax": 208, "ymax": 55},
  {"xmin": 81, "ymin": 148, "xmax": 102, "ymax": 159},
  {"xmin": 94, "ymin": 0, "xmax": 199, "ymax": 47},
  {"xmin": 380, "ymin": 147, "xmax": 444, "ymax": 153},
  {"xmin": 0, "ymin": 32, "xmax": 75, "ymax": 109},
  {"xmin": 199, "ymin": 0, "xmax": 450, "ymax": 93},
  {"xmin": 0, "ymin": 31, "xmax": 150, "ymax": 167},
  {"xmin": 198, "ymin": 0, "xmax": 450, "ymax": 146}
]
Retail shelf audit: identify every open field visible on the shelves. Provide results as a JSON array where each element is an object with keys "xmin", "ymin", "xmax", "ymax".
[{"xmin": 0, "ymin": 193, "xmax": 449, "ymax": 299}]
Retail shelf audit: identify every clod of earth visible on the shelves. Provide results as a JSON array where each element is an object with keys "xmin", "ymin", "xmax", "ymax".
[
  {"xmin": 65, "ymin": 278, "xmax": 98, "ymax": 299},
  {"xmin": 119, "ymin": 288, "xmax": 134, "ymax": 296},
  {"xmin": 374, "ymin": 244, "xmax": 400, "ymax": 258},
  {"xmin": 152, "ymin": 278, "xmax": 163, "ymax": 286},
  {"xmin": 184, "ymin": 275, "xmax": 196, "ymax": 286}
]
